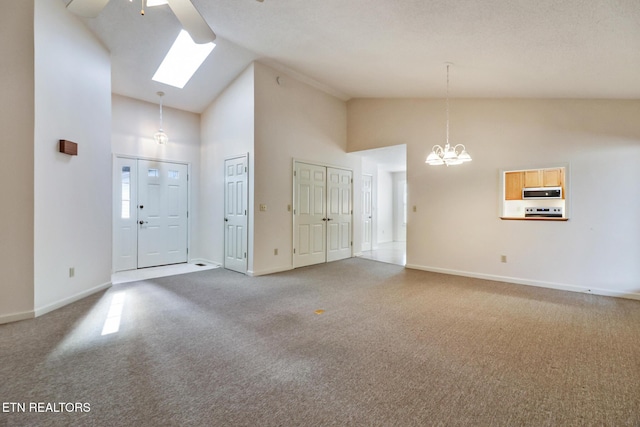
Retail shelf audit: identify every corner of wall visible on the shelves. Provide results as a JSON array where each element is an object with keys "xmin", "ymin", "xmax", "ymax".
[{"xmin": 0, "ymin": 0, "xmax": 36, "ymax": 321}]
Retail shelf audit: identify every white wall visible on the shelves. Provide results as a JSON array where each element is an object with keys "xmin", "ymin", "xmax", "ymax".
[
  {"xmin": 348, "ymin": 98, "xmax": 640, "ymax": 299},
  {"xmin": 33, "ymin": 0, "xmax": 112, "ymax": 314},
  {"xmin": 0, "ymin": 1, "xmax": 35, "ymax": 323},
  {"xmin": 200, "ymin": 64, "xmax": 255, "ymax": 267},
  {"xmin": 112, "ymin": 94, "xmax": 202, "ymax": 262},
  {"xmin": 376, "ymin": 169, "xmax": 393, "ymax": 244},
  {"xmin": 252, "ymin": 62, "xmax": 358, "ymax": 275}
]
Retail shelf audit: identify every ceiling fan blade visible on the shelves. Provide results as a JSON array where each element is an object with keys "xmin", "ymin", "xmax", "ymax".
[
  {"xmin": 66, "ymin": 0, "xmax": 110, "ymax": 18},
  {"xmin": 167, "ymin": 0, "xmax": 216, "ymax": 44}
]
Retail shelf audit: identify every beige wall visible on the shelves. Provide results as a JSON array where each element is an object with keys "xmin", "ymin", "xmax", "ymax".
[
  {"xmin": 348, "ymin": 98, "xmax": 640, "ymax": 298},
  {"xmin": 253, "ymin": 62, "xmax": 358, "ymax": 275},
  {"xmin": 200, "ymin": 61, "xmax": 358, "ymax": 275},
  {"xmin": 0, "ymin": 1, "xmax": 35, "ymax": 323},
  {"xmin": 200, "ymin": 64, "xmax": 255, "ymax": 268}
]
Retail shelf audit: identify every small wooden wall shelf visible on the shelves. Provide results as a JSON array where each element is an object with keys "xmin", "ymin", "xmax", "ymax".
[{"xmin": 59, "ymin": 140, "xmax": 78, "ymax": 156}]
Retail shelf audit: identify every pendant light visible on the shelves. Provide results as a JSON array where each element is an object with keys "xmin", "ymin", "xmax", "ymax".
[
  {"xmin": 425, "ymin": 64, "xmax": 472, "ymax": 166},
  {"xmin": 154, "ymin": 91, "xmax": 168, "ymax": 145}
]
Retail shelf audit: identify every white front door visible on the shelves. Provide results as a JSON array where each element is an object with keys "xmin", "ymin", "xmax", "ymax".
[
  {"xmin": 293, "ymin": 162, "xmax": 352, "ymax": 268},
  {"xmin": 326, "ymin": 168, "xmax": 352, "ymax": 262},
  {"xmin": 224, "ymin": 155, "xmax": 248, "ymax": 274},
  {"xmin": 294, "ymin": 162, "xmax": 327, "ymax": 268},
  {"xmin": 137, "ymin": 160, "xmax": 189, "ymax": 268},
  {"xmin": 113, "ymin": 157, "xmax": 189, "ymax": 272},
  {"xmin": 361, "ymin": 174, "xmax": 373, "ymax": 252}
]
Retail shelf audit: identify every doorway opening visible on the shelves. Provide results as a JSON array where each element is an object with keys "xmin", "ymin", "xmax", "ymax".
[{"xmin": 356, "ymin": 145, "xmax": 407, "ymax": 266}]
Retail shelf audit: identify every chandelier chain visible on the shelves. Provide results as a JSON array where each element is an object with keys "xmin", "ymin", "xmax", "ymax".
[
  {"xmin": 158, "ymin": 91, "xmax": 164, "ymax": 130},
  {"xmin": 446, "ymin": 64, "xmax": 450, "ymax": 147}
]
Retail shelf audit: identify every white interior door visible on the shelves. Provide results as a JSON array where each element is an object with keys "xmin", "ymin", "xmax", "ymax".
[
  {"xmin": 326, "ymin": 168, "xmax": 352, "ymax": 262},
  {"xmin": 137, "ymin": 160, "xmax": 188, "ymax": 269},
  {"xmin": 361, "ymin": 174, "xmax": 373, "ymax": 252},
  {"xmin": 113, "ymin": 157, "xmax": 138, "ymax": 272},
  {"xmin": 224, "ymin": 155, "xmax": 248, "ymax": 274},
  {"xmin": 294, "ymin": 162, "xmax": 327, "ymax": 267}
]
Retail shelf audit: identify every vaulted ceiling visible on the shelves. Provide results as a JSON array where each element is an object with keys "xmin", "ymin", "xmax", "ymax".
[{"xmin": 71, "ymin": 0, "xmax": 640, "ymax": 113}]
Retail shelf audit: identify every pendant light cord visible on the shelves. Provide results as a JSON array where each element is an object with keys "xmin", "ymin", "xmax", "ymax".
[{"xmin": 158, "ymin": 91, "xmax": 164, "ymax": 130}]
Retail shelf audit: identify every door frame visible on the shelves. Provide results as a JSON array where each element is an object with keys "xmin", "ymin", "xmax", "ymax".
[
  {"xmin": 112, "ymin": 154, "xmax": 191, "ymax": 273},
  {"xmin": 292, "ymin": 159, "xmax": 354, "ymax": 268}
]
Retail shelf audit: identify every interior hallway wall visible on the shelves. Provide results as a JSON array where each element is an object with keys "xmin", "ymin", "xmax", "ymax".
[
  {"xmin": 392, "ymin": 172, "xmax": 407, "ymax": 242},
  {"xmin": 0, "ymin": 1, "xmax": 35, "ymax": 323},
  {"xmin": 348, "ymin": 98, "xmax": 640, "ymax": 299},
  {"xmin": 376, "ymin": 169, "xmax": 393, "ymax": 244}
]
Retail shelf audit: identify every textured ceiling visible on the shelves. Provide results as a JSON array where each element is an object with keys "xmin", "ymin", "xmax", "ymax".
[{"xmin": 75, "ymin": 0, "xmax": 640, "ymax": 113}]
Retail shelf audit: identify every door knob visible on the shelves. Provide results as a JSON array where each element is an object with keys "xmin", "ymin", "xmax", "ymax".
[
  {"xmin": 139, "ymin": 220, "xmax": 148, "ymax": 225},
  {"xmin": 224, "ymin": 218, "xmax": 228, "ymax": 222},
  {"xmin": 322, "ymin": 218, "xmax": 327, "ymax": 221},
  {"xmin": 139, "ymin": 205, "xmax": 144, "ymax": 209},
  {"xmin": 327, "ymin": 218, "xmax": 333, "ymax": 221}
]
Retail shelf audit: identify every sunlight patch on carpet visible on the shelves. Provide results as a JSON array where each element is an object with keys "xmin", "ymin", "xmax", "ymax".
[{"xmin": 102, "ymin": 292, "xmax": 125, "ymax": 335}]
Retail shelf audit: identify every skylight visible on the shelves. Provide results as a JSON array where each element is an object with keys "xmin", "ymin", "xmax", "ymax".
[
  {"xmin": 152, "ymin": 30, "xmax": 215, "ymax": 89},
  {"xmin": 146, "ymin": 0, "xmax": 168, "ymax": 6}
]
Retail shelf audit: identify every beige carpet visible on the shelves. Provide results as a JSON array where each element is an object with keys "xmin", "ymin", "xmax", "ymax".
[{"xmin": 1, "ymin": 258, "xmax": 639, "ymax": 426}]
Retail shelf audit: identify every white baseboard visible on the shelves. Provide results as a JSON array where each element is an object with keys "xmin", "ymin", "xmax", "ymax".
[
  {"xmin": 0, "ymin": 310, "xmax": 35, "ymax": 325},
  {"xmin": 34, "ymin": 281, "xmax": 112, "ymax": 318},
  {"xmin": 248, "ymin": 266, "xmax": 294, "ymax": 277},
  {"xmin": 405, "ymin": 264, "xmax": 640, "ymax": 301},
  {"xmin": 353, "ymin": 252, "xmax": 363, "ymax": 257}
]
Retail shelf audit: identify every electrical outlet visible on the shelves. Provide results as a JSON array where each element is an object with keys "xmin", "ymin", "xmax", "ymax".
[
  {"xmin": 259, "ymin": 204, "xmax": 267, "ymax": 212},
  {"xmin": 69, "ymin": 267, "xmax": 75, "ymax": 278},
  {"xmin": 287, "ymin": 204, "xmax": 291, "ymax": 212},
  {"xmin": 500, "ymin": 255, "xmax": 507, "ymax": 263},
  {"xmin": 274, "ymin": 248, "xmax": 278, "ymax": 255},
  {"xmin": 413, "ymin": 206, "xmax": 417, "ymax": 212}
]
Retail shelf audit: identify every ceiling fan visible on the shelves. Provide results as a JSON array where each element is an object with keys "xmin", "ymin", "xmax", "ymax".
[{"xmin": 66, "ymin": 0, "xmax": 217, "ymax": 44}]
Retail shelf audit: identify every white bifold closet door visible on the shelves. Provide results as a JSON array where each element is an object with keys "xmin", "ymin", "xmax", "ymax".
[{"xmin": 294, "ymin": 162, "xmax": 352, "ymax": 268}]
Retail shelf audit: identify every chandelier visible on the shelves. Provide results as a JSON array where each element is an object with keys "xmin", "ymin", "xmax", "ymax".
[
  {"xmin": 154, "ymin": 91, "xmax": 168, "ymax": 145},
  {"xmin": 425, "ymin": 64, "xmax": 472, "ymax": 166}
]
